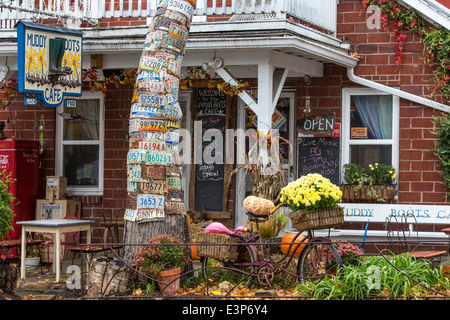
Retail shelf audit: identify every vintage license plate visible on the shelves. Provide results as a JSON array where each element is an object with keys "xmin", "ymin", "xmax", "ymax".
[
  {"xmin": 138, "ymin": 56, "xmax": 164, "ymax": 73},
  {"xmin": 161, "ymin": 34, "xmax": 186, "ymax": 53},
  {"xmin": 153, "ymin": 15, "xmax": 172, "ymax": 30},
  {"xmin": 137, "ymin": 194, "xmax": 165, "ymax": 209},
  {"xmin": 130, "ymin": 104, "xmax": 164, "ymax": 119},
  {"xmin": 166, "ymin": 92, "xmax": 178, "ymax": 105},
  {"xmin": 140, "ymin": 165, "xmax": 166, "ymax": 180},
  {"xmin": 167, "ymin": 176, "xmax": 182, "ymax": 190},
  {"xmin": 166, "ymin": 0, "xmax": 195, "ymax": 19},
  {"xmin": 164, "ymin": 9, "xmax": 188, "ymax": 26},
  {"xmin": 138, "ymin": 79, "xmax": 165, "ymax": 93},
  {"xmin": 166, "ymin": 189, "xmax": 184, "ymax": 201},
  {"xmin": 127, "ymin": 164, "xmax": 144, "ymax": 182},
  {"xmin": 130, "ymin": 131, "xmax": 166, "ymax": 141},
  {"xmin": 166, "ymin": 129, "xmax": 180, "ymax": 144},
  {"xmin": 129, "ymin": 118, "xmax": 141, "ymax": 132},
  {"xmin": 139, "ymin": 118, "xmax": 167, "ymax": 132},
  {"xmin": 139, "ymin": 139, "xmax": 166, "ymax": 152},
  {"xmin": 140, "ymin": 180, "xmax": 168, "ymax": 195},
  {"xmin": 166, "ymin": 144, "xmax": 178, "ymax": 152},
  {"xmin": 127, "ymin": 180, "xmax": 138, "ymax": 193},
  {"xmin": 169, "ymin": 22, "xmax": 188, "ymax": 40},
  {"xmin": 129, "ymin": 138, "xmax": 140, "ymax": 150},
  {"xmin": 153, "ymin": 51, "xmax": 175, "ymax": 65},
  {"xmin": 164, "ymin": 77, "xmax": 179, "ymax": 93},
  {"xmin": 146, "ymin": 151, "xmax": 173, "ymax": 166},
  {"xmin": 167, "ymin": 119, "xmax": 180, "ymax": 129},
  {"xmin": 165, "ymin": 201, "xmax": 186, "ymax": 215},
  {"xmin": 166, "ymin": 165, "xmax": 181, "ymax": 177},
  {"xmin": 167, "ymin": 59, "xmax": 182, "ymax": 77},
  {"xmin": 135, "ymin": 208, "xmax": 165, "ymax": 223},
  {"xmin": 127, "ymin": 149, "xmax": 148, "ymax": 164},
  {"xmin": 163, "ymin": 103, "xmax": 182, "ymax": 120},
  {"xmin": 137, "ymin": 70, "xmax": 163, "ymax": 82},
  {"xmin": 138, "ymin": 92, "xmax": 165, "ymax": 107},
  {"xmin": 124, "ymin": 209, "xmax": 137, "ymax": 222}
]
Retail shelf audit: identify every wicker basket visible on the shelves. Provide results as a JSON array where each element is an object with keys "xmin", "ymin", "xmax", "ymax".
[
  {"xmin": 196, "ymin": 232, "xmax": 240, "ymax": 261},
  {"xmin": 340, "ymin": 185, "xmax": 396, "ymax": 203},
  {"xmin": 288, "ymin": 206, "xmax": 344, "ymax": 231}
]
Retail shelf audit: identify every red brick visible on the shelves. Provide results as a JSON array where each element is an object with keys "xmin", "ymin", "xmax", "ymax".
[{"xmin": 411, "ymin": 182, "xmax": 434, "ymax": 192}]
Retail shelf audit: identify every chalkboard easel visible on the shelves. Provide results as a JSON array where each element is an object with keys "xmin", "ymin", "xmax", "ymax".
[
  {"xmin": 189, "ymin": 87, "xmax": 232, "ymax": 219},
  {"xmin": 297, "ymin": 132, "xmax": 340, "ymax": 185}
]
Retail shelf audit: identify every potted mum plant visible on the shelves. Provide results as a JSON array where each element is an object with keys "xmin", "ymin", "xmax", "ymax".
[
  {"xmin": 134, "ymin": 234, "xmax": 187, "ymax": 295},
  {"xmin": 341, "ymin": 163, "xmax": 396, "ymax": 203},
  {"xmin": 280, "ymin": 173, "xmax": 344, "ymax": 231}
]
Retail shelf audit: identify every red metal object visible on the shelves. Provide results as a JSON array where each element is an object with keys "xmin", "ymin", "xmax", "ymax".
[{"xmin": 0, "ymin": 139, "xmax": 41, "ymax": 243}]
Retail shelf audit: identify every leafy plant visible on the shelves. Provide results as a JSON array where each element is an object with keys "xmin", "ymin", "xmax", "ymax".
[
  {"xmin": 431, "ymin": 112, "xmax": 450, "ymax": 198},
  {"xmin": 0, "ymin": 170, "xmax": 15, "ymax": 241},
  {"xmin": 257, "ymin": 212, "xmax": 288, "ymax": 239},
  {"xmin": 134, "ymin": 234, "xmax": 188, "ymax": 278},
  {"xmin": 369, "ymin": 163, "xmax": 396, "ymax": 184},
  {"xmin": 332, "ymin": 239, "xmax": 365, "ymax": 267},
  {"xmin": 294, "ymin": 254, "xmax": 450, "ymax": 300},
  {"xmin": 343, "ymin": 163, "xmax": 368, "ymax": 185}
]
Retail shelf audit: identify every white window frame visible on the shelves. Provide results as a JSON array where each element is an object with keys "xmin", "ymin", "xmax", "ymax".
[
  {"xmin": 341, "ymin": 87, "xmax": 399, "ymax": 183},
  {"xmin": 55, "ymin": 91, "xmax": 105, "ymax": 196}
]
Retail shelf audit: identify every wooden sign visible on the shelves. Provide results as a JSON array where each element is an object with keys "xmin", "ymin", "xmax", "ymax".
[{"xmin": 297, "ymin": 112, "xmax": 336, "ymax": 137}]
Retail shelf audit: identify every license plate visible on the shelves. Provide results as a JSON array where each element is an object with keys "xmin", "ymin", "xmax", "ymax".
[
  {"xmin": 167, "ymin": 144, "xmax": 178, "ymax": 152},
  {"xmin": 127, "ymin": 181, "xmax": 138, "ymax": 193},
  {"xmin": 139, "ymin": 118, "xmax": 167, "ymax": 132},
  {"xmin": 135, "ymin": 208, "xmax": 165, "ymax": 223},
  {"xmin": 127, "ymin": 149, "xmax": 148, "ymax": 164},
  {"xmin": 146, "ymin": 151, "xmax": 173, "ymax": 166},
  {"xmin": 140, "ymin": 165, "xmax": 166, "ymax": 180},
  {"xmin": 165, "ymin": 201, "xmax": 186, "ymax": 215},
  {"xmin": 163, "ymin": 10, "xmax": 188, "ymax": 26},
  {"xmin": 137, "ymin": 70, "xmax": 163, "ymax": 82},
  {"xmin": 137, "ymin": 194, "xmax": 165, "ymax": 209},
  {"xmin": 129, "ymin": 138, "xmax": 140, "ymax": 149},
  {"xmin": 166, "ymin": 189, "xmax": 184, "ymax": 201},
  {"xmin": 129, "ymin": 118, "xmax": 141, "ymax": 132},
  {"xmin": 124, "ymin": 209, "xmax": 137, "ymax": 222},
  {"xmin": 167, "ymin": 176, "xmax": 182, "ymax": 190},
  {"xmin": 166, "ymin": 129, "xmax": 180, "ymax": 144},
  {"xmin": 166, "ymin": 165, "xmax": 181, "ymax": 177},
  {"xmin": 163, "ymin": 103, "xmax": 181, "ymax": 120},
  {"xmin": 139, "ymin": 139, "xmax": 166, "ymax": 152},
  {"xmin": 138, "ymin": 79, "xmax": 165, "ymax": 93},
  {"xmin": 169, "ymin": 22, "xmax": 188, "ymax": 40},
  {"xmin": 167, "ymin": 59, "xmax": 182, "ymax": 77},
  {"xmin": 164, "ymin": 77, "xmax": 179, "ymax": 93},
  {"xmin": 154, "ymin": 51, "xmax": 175, "ymax": 65},
  {"xmin": 138, "ymin": 92, "xmax": 165, "ymax": 107},
  {"xmin": 130, "ymin": 131, "xmax": 166, "ymax": 141},
  {"xmin": 166, "ymin": 92, "xmax": 178, "ymax": 105},
  {"xmin": 139, "ymin": 56, "xmax": 164, "ymax": 73},
  {"xmin": 162, "ymin": 34, "xmax": 186, "ymax": 53},
  {"xmin": 127, "ymin": 164, "xmax": 143, "ymax": 181},
  {"xmin": 167, "ymin": 119, "xmax": 180, "ymax": 129},
  {"xmin": 153, "ymin": 16, "xmax": 172, "ymax": 30},
  {"xmin": 140, "ymin": 180, "xmax": 168, "ymax": 194},
  {"xmin": 130, "ymin": 104, "xmax": 164, "ymax": 119},
  {"xmin": 166, "ymin": 0, "xmax": 195, "ymax": 19}
]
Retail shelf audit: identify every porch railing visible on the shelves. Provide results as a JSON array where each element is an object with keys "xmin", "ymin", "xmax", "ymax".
[{"xmin": 0, "ymin": 0, "xmax": 337, "ymax": 34}]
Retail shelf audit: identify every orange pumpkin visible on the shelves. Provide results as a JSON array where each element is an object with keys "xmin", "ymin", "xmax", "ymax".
[
  {"xmin": 190, "ymin": 242, "xmax": 201, "ymax": 260},
  {"xmin": 280, "ymin": 233, "xmax": 308, "ymax": 257}
]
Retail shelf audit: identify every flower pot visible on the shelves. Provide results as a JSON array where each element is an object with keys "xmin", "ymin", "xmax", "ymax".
[
  {"xmin": 157, "ymin": 267, "xmax": 181, "ymax": 295},
  {"xmin": 25, "ymin": 257, "xmax": 40, "ymax": 270},
  {"xmin": 340, "ymin": 184, "xmax": 395, "ymax": 203}
]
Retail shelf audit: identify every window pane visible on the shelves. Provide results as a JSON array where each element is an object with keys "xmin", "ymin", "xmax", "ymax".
[
  {"xmin": 63, "ymin": 145, "xmax": 99, "ymax": 187},
  {"xmin": 63, "ymin": 99, "xmax": 100, "ymax": 140},
  {"xmin": 350, "ymin": 145, "xmax": 392, "ymax": 170},
  {"xmin": 350, "ymin": 95, "xmax": 392, "ymax": 140}
]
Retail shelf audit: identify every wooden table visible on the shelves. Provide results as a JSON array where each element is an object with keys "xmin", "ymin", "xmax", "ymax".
[{"xmin": 17, "ymin": 219, "xmax": 94, "ymax": 282}]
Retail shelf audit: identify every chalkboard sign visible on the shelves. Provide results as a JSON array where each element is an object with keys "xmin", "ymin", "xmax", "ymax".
[
  {"xmin": 194, "ymin": 88, "xmax": 227, "ymax": 211},
  {"xmin": 297, "ymin": 133, "xmax": 340, "ymax": 185}
]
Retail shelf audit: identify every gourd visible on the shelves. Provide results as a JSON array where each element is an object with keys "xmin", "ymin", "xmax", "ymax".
[
  {"xmin": 243, "ymin": 196, "xmax": 275, "ymax": 215},
  {"xmin": 190, "ymin": 242, "xmax": 200, "ymax": 260},
  {"xmin": 280, "ymin": 233, "xmax": 308, "ymax": 257}
]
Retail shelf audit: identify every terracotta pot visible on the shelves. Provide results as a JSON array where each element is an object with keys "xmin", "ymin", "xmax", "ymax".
[{"xmin": 157, "ymin": 267, "xmax": 181, "ymax": 295}]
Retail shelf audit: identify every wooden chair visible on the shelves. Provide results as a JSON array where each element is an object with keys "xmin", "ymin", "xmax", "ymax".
[
  {"xmin": 385, "ymin": 214, "xmax": 447, "ymax": 267},
  {"xmin": 67, "ymin": 210, "xmax": 123, "ymax": 270}
]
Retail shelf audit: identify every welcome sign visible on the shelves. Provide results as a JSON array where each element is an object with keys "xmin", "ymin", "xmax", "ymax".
[{"xmin": 17, "ymin": 21, "xmax": 83, "ymax": 107}]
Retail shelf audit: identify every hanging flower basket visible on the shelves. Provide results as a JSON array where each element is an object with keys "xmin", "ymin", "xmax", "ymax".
[
  {"xmin": 288, "ymin": 206, "xmax": 344, "ymax": 231},
  {"xmin": 340, "ymin": 184, "xmax": 396, "ymax": 203}
]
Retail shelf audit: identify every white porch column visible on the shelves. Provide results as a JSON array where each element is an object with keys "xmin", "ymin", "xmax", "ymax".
[{"xmin": 256, "ymin": 63, "xmax": 274, "ymax": 134}]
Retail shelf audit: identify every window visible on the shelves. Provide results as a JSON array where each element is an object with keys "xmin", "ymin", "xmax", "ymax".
[
  {"xmin": 341, "ymin": 88, "xmax": 399, "ymax": 181},
  {"xmin": 56, "ymin": 92, "xmax": 104, "ymax": 195}
]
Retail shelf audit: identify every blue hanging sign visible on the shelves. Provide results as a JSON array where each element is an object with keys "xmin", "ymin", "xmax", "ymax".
[{"xmin": 17, "ymin": 21, "xmax": 83, "ymax": 107}]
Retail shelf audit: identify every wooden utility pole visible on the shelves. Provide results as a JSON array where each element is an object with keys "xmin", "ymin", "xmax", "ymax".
[{"xmin": 123, "ymin": 0, "xmax": 196, "ymax": 269}]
